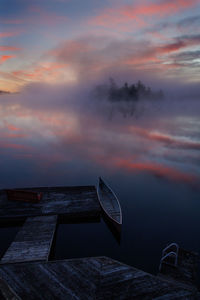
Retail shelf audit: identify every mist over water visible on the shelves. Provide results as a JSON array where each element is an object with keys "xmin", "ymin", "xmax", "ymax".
[
  {"xmin": 0, "ymin": 80, "xmax": 200, "ymax": 277},
  {"xmin": 0, "ymin": 80, "xmax": 199, "ymax": 189}
]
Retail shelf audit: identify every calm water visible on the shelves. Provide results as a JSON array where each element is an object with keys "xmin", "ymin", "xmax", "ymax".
[
  {"xmin": 53, "ymin": 175, "xmax": 200, "ymax": 275},
  {"xmin": 0, "ymin": 89, "xmax": 200, "ymax": 279},
  {"xmin": 1, "ymin": 174, "xmax": 199, "ymax": 279}
]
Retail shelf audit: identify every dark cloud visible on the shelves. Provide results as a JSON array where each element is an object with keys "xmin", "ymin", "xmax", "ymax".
[
  {"xmin": 145, "ymin": 15, "xmax": 200, "ymax": 37},
  {"xmin": 170, "ymin": 50, "xmax": 200, "ymax": 61},
  {"xmin": 163, "ymin": 152, "xmax": 200, "ymax": 165},
  {"xmin": 177, "ymin": 15, "xmax": 200, "ymax": 28},
  {"xmin": 169, "ymin": 50, "xmax": 200, "ymax": 69},
  {"xmin": 178, "ymin": 33, "xmax": 200, "ymax": 42}
]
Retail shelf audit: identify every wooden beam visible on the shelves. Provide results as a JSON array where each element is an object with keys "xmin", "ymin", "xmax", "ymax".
[{"xmin": 0, "ymin": 215, "xmax": 57, "ymax": 264}]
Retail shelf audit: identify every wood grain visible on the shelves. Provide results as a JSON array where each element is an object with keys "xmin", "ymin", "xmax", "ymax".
[
  {"xmin": 0, "ymin": 186, "xmax": 100, "ymax": 222},
  {"xmin": 0, "ymin": 215, "xmax": 57, "ymax": 264},
  {"xmin": 0, "ymin": 257, "xmax": 199, "ymax": 299}
]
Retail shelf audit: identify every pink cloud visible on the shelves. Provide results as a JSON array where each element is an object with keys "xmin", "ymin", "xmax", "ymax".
[
  {"xmin": 157, "ymin": 37, "xmax": 200, "ymax": 54},
  {"xmin": 113, "ymin": 157, "xmax": 198, "ymax": 185},
  {"xmin": 12, "ymin": 62, "xmax": 69, "ymax": 83},
  {"xmin": 0, "ymin": 122, "xmax": 27, "ymax": 139},
  {"xmin": 49, "ymin": 33, "xmax": 200, "ymax": 82},
  {"xmin": 0, "ymin": 46, "xmax": 21, "ymax": 51},
  {"xmin": 0, "ymin": 32, "xmax": 20, "ymax": 38},
  {"xmin": 90, "ymin": 0, "xmax": 198, "ymax": 28},
  {"xmin": 129, "ymin": 126, "xmax": 200, "ymax": 151},
  {"xmin": 124, "ymin": 36, "xmax": 200, "ymax": 70},
  {"xmin": 1, "ymin": 133, "xmax": 28, "ymax": 139},
  {"xmin": 0, "ymin": 142, "xmax": 29, "ymax": 150}
]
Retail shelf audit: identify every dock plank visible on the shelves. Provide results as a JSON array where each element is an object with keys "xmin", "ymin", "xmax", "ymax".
[
  {"xmin": 0, "ymin": 215, "xmax": 57, "ymax": 264},
  {"xmin": 0, "ymin": 257, "xmax": 199, "ymax": 299},
  {"xmin": 0, "ymin": 186, "xmax": 100, "ymax": 222}
]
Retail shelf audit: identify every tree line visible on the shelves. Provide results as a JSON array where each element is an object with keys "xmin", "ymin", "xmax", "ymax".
[{"xmin": 94, "ymin": 78, "xmax": 164, "ymax": 102}]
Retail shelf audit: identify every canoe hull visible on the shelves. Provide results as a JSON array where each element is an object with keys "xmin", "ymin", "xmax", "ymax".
[
  {"xmin": 100, "ymin": 204, "xmax": 121, "ymax": 233},
  {"xmin": 97, "ymin": 177, "xmax": 122, "ymax": 234}
]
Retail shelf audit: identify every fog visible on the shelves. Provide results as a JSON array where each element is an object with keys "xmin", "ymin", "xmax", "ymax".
[{"xmin": 0, "ymin": 76, "xmax": 199, "ymax": 189}]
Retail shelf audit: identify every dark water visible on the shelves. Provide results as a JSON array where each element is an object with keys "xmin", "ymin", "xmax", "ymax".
[
  {"xmin": 0, "ymin": 226, "xmax": 21, "ymax": 258},
  {"xmin": 1, "ymin": 172, "xmax": 199, "ymax": 279},
  {"xmin": 52, "ymin": 174, "xmax": 200, "ymax": 277}
]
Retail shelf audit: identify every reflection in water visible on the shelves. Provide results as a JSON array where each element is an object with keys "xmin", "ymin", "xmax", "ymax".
[
  {"xmin": 0, "ymin": 226, "xmax": 21, "ymax": 258},
  {"xmin": 101, "ymin": 213, "xmax": 121, "ymax": 244},
  {"xmin": 0, "ymin": 86, "xmax": 199, "ymax": 190},
  {"xmin": 0, "ymin": 86, "xmax": 199, "ymax": 277}
]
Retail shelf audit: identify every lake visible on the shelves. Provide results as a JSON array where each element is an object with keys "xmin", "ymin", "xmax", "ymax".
[{"xmin": 0, "ymin": 90, "xmax": 199, "ymax": 280}]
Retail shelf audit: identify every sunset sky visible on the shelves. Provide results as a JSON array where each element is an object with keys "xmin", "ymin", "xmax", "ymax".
[{"xmin": 1, "ymin": 0, "xmax": 200, "ymax": 92}]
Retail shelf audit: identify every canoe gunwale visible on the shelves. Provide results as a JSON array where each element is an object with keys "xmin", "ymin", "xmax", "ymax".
[{"xmin": 97, "ymin": 178, "xmax": 122, "ymax": 226}]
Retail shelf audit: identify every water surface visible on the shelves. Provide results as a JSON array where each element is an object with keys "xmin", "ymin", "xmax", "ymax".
[{"xmin": 0, "ymin": 90, "xmax": 199, "ymax": 280}]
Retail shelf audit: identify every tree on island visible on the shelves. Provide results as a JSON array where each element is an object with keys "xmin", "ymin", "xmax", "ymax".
[{"xmin": 94, "ymin": 78, "xmax": 164, "ymax": 102}]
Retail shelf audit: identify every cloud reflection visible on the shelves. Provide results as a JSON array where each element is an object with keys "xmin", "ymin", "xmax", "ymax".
[{"xmin": 0, "ymin": 81, "xmax": 199, "ymax": 189}]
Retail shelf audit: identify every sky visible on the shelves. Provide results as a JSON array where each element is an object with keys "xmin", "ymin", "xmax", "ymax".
[
  {"xmin": 0, "ymin": 0, "xmax": 200, "ymax": 92},
  {"xmin": 0, "ymin": 0, "xmax": 200, "ymax": 190}
]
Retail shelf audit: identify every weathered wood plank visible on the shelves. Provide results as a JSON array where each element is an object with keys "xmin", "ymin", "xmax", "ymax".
[
  {"xmin": 0, "ymin": 257, "xmax": 198, "ymax": 299},
  {"xmin": 0, "ymin": 186, "xmax": 100, "ymax": 222},
  {"xmin": 0, "ymin": 277, "xmax": 20, "ymax": 300},
  {"xmin": 0, "ymin": 215, "xmax": 57, "ymax": 264}
]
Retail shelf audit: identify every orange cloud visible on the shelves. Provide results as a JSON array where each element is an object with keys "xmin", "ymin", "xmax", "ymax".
[
  {"xmin": 5, "ymin": 122, "xmax": 21, "ymax": 131},
  {"xmin": 0, "ymin": 55, "xmax": 15, "ymax": 64},
  {"xmin": 11, "ymin": 61, "xmax": 76, "ymax": 85},
  {"xmin": 90, "ymin": 0, "xmax": 198, "ymax": 28}
]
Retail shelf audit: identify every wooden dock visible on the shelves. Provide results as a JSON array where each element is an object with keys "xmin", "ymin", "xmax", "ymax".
[
  {"xmin": 0, "ymin": 215, "xmax": 57, "ymax": 264},
  {"xmin": 0, "ymin": 256, "xmax": 199, "ymax": 299},
  {"xmin": 0, "ymin": 186, "xmax": 100, "ymax": 222}
]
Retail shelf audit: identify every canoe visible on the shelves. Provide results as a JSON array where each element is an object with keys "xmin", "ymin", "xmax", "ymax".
[
  {"xmin": 5, "ymin": 189, "xmax": 43, "ymax": 203},
  {"xmin": 97, "ymin": 177, "xmax": 122, "ymax": 232}
]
